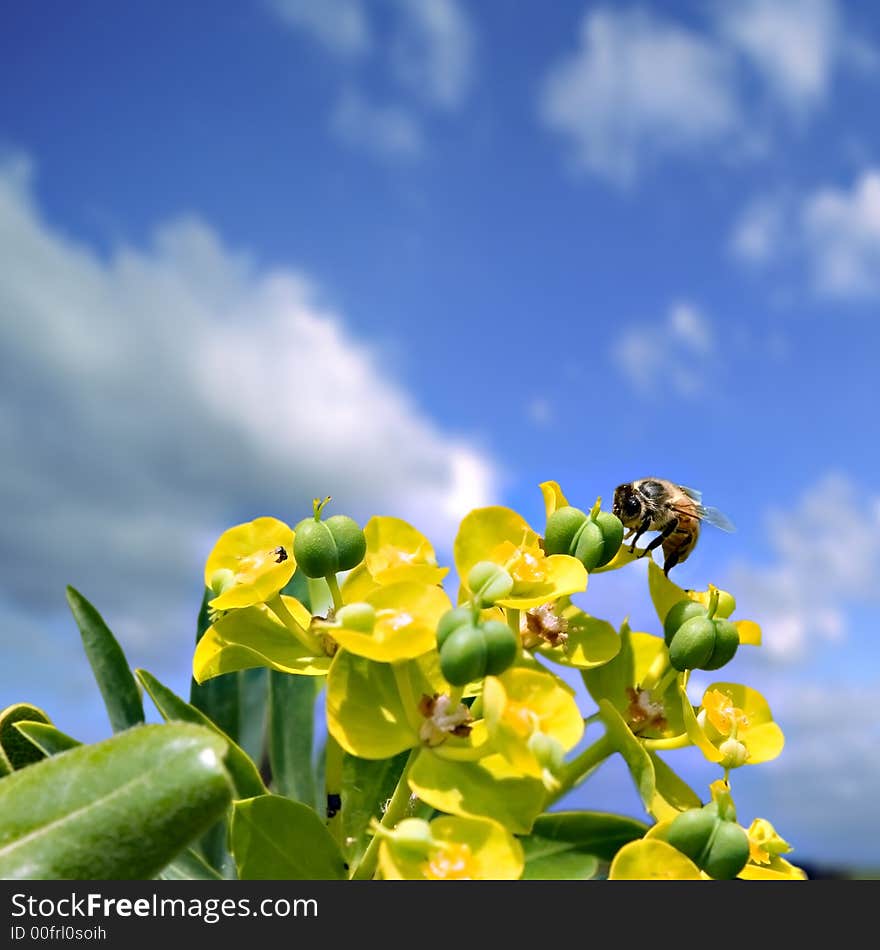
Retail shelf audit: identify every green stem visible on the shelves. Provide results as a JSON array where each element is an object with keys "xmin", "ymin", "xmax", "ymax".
[
  {"xmin": 306, "ymin": 577, "xmax": 331, "ymax": 617},
  {"xmin": 392, "ymin": 662, "xmax": 423, "ymax": 733},
  {"xmin": 325, "ymin": 735, "xmax": 344, "ymax": 848},
  {"xmin": 326, "ymin": 573, "xmax": 344, "ymax": 612},
  {"xmin": 350, "ymin": 749, "xmax": 419, "ymax": 880},
  {"xmin": 652, "ymin": 666, "xmax": 679, "ymax": 699},
  {"xmin": 545, "ymin": 732, "xmax": 614, "ymax": 807},
  {"xmin": 266, "ymin": 594, "xmax": 323, "ymax": 654},
  {"xmin": 707, "ymin": 588, "xmax": 720, "ymax": 621},
  {"xmin": 640, "ymin": 649, "xmax": 671, "ymax": 692}
]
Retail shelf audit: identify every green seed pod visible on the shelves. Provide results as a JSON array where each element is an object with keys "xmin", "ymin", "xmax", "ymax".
[
  {"xmin": 440, "ymin": 625, "xmax": 487, "ymax": 686},
  {"xmin": 324, "ymin": 514, "xmax": 367, "ymax": 572},
  {"xmin": 668, "ymin": 616, "xmax": 717, "ymax": 671},
  {"xmin": 593, "ymin": 510, "xmax": 624, "ymax": 567},
  {"xmin": 543, "ymin": 506, "xmax": 588, "ymax": 556},
  {"xmin": 436, "ymin": 607, "xmax": 474, "ymax": 649},
  {"xmin": 701, "ymin": 618, "xmax": 740, "ymax": 671},
  {"xmin": 335, "ymin": 602, "xmax": 376, "ymax": 633},
  {"xmin": 702, "ymin": 821, "xmax": 750, "ymax": 880},
  {"xmin": 663, "ymin": 599, "xmax": 709, "ymax": 646},
  {"xmin": 293, "ymin": 519, "xmax": 339, "ymax": 578},
  {"xmin": 480, "ymin": 619, "xmax": 519, "ymax": 676},
  {"xmin": 467, "ymin": 561, "xmax": 514, "ymax": 606},
  {"xmin": 527, "ymin": 731, "xmax": 565, "ymax": 771},
  {"xmin": 390, "ymin": 818, "xmax": 436, "ymax": 859},
  {"xmin": 572, "ymin": 519, "xmax": 605, "ymax": 571},
  {"xmin": 665, "ymin": 804, "xmax": 719, "ymax": 865}
]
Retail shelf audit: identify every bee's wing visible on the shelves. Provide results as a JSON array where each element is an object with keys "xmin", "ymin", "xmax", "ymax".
[
  {"xmin": 679, "ymin": 485, "xmax": 703, "ymax": 503},
  {"xmin": 696, "ymin": 505, "xmax": 735, "ymax": 532}
]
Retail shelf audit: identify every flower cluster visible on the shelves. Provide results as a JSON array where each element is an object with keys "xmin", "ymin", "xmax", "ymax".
[{"xmin": 194, "ymin": 482, "xmax": 804, "ymax": 881}]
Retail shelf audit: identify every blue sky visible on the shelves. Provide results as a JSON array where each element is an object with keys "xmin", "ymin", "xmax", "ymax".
[{"xmin": 2, "ymin": 0, "xmax": 879, "ymax": 869}]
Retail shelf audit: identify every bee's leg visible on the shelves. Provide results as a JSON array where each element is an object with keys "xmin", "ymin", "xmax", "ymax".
[
  {"xmin": 628, "ymin": 515, "xmax": 653, "ymax": 553},
  {"xmin": 641, "ymin": 518, "xmax": 679, "ymax": 559},
  {"xmin": 663, "ymin": 549, "xmax": 682, "ymax": 576}
]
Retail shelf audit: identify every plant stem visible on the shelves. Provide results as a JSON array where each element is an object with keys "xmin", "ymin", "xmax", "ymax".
[
  {"xmin": 642, "ymin": 733, "xmax": 692, "ymax": 751},
  {"xmin": 325, "ymin": 735, "xmax": 344, "ymax": 848},
  {"xmin": 326, "ymin": 573, "xmax": 344, "ymax": 612},
  {"xmin": 545, "ymin": 732, "xmax": 614, "ymax": 807},
  {"xmin": 350, "ymin": 749, "xmax": 419, "ymax": 880},
  {"xmin": 506, "ymin": 607, "xmax": 520, "ymax": 636},
  {"xmin": 266, "ymin": 594, "xmax": 323, "ymax": 654}
]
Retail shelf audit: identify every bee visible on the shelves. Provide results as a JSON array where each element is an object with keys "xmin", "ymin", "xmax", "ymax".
[{"xmin": 612, "ymin": 478, "xmax": 735, "ymax": 576}]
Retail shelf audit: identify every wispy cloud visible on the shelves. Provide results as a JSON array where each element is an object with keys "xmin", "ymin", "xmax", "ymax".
[
  {"xmin": 330, "ymin": 88, "xmax": 424, "ymax": 160},
  {"xmin": 727, "ymin": 473, "xmax": 880, "ymax": 660},
  {"xmin": 0, "ymin": 155, "xmax": 495, "ymax": 658},
  {"xmin": 268, "ymin": 0, "xmax": 371, "ymax": 57},
  {"xmin": 611, "ymin": 302, "xmax": 715, "ymax": 397},
  {"xmin": 539, "ymin": 2, "xmax": 875, "ymax": 184},
  {"xmin": 731, "ymin": 170, "xmax": 880, "ymax": 298}
]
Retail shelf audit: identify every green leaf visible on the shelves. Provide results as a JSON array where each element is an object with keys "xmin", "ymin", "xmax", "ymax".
[
  {"xmin": 598, "ymin": 699, "xmax": 656, "ymax": 811},
  {"xmin": 341, "ymin": 750, "xmax": 410, "ymax": 867},
  {"xmin": 13, "ymin": 721, "xmax": 80, "ymax": 757},
  {"xmin": 268, "ymin": 672, "xmax": 318, "ymax": 805},
  {"xmin": 157, "ymin": 848, "xmax": 224, "ymax": 880},
  {"xmin": 0, "ymin": 723, "xmax": 233, "ymax": 880},
  {"xmin": 190, "ymin": 587, "xmax": 241, "ymax": 741},
  {"xmin": 527, "ymin": 811, "xmax": 650, "ymax": 865},
  {"xmin": 237, "ymin": 667, "xmax": 268, "ymax": 767},
  {"xmin": 520, "ymin": 837, "xmax": 600, "ymax": 880},
  {"xmin": 66, "ymin": 586, "xmax": 145, "ymax": 733},
  {"xmin": 135, "ymin": 669, "xmax": 267, "ymax": 799},
  {"xmin": 231, "ymin": 796, "xmax": 346, "ymax": 880},
  {"xmin": 650, "ymin": 752, "xmax": 701, "ymax": 820},
  {"xmin": 0, "ymin": 703, "xmax": 50, "ymax": 773}
]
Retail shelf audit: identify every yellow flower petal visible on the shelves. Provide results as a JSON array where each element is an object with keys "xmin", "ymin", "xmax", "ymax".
[
  {"xmin": 609, "ymin": 839, "xmax": 703, "ymax": 880},
  {"xmin": 364, "ymin": 516, "xmax": 449, "ymax": 587},
  {"xmin": 539, "ymin": 480, "xmax": 569, "ymax": 519}
]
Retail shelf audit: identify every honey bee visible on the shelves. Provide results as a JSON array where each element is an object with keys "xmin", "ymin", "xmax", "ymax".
[{"xmin": 612, "ymin": 478, "xmax": 734, "ymax": 576}]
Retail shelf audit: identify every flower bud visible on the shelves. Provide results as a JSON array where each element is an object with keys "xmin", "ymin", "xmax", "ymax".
[
  {"xmin": 388, "ymin": 818, "xmax": 435, "ymax": 859},
  {"xmin": 527, "ymin": 731, "xmax": 565, "ymax": 771},
  {"xmin": 440, "ymin": 624, "xmax": 488, "ymax": 686},
  {"xmin": 209, "ymin": 568, "xmax": 236, "ymax": 596},
  {"xmin": 467, "ymin": 561, "xmax": 514, "ymax": 606},
  {"xmin": 718, "ymin": 737, "xmax": 749, "ymax": 769},
  {"xmin": 480, "ymin": 619, "xmax": 519, "ymax": 676},
  {"xmin": 335, "ymin": 602, "xmax": 376, "ymax": 633}
]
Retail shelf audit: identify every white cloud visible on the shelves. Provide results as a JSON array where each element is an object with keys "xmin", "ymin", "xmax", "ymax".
[
  {"xmin": 802, "ymin": 171, "xmax": 880, "ymax": 297},
  {"xmin": 390, "ymin": 0, "xmax": 474, "ymax": 109},
  {"xmin": 716, "ymin": 0, "xmax": 839, "ymax": 114},
  {"xmin": 329, "ymin": 88, "xmax": 424, "ymax": 160},
  {"xmin": 0, "ymin": 156, "xmax": 495, "ymax": 657},
  {"xmin": 612, "ymin": 302, "xmax": 715, "ymax": 397},
  {"xmin": 268, "ymin": 0, "xmax": 371, "ymax": 56},
  {"xmin": 539, "ymin": 8, "xmax": 740, "ymax": 184},
  {"xmin": 728, "ymin": 474, "xmax": 880, "ymax": 660},
  {"xmin": 540, "ymin": 2, "xmax": 876, "ymax": 184},
  {"xmin": 732, "ymin": 170, "xmax": 880, "ymax": 298}
]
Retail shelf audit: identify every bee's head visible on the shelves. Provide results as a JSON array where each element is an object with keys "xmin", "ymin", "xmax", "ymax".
[{"xmin": 613, "ymin": 483, "xmax": 643, "ymax": 526}]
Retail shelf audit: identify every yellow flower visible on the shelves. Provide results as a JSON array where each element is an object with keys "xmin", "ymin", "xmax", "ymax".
[
  {"xmin": 608, "ymin": 838, "xmax": 704, "ymax": 880},
  {"xmin": 681, "ymin": 682, "xmax": 785, "ymax": 768},
  {"xmin": 483, "ymin": 667, "xmax": 584, "ymax": 787},
  {"xmin": 739, "ymin": 818, "xmax": 807, "ymax": 880},
  {"xmin": 377, "ymin": 816, "xmax": 524, "ymax": 881},
  {"xmin": 320, "ymin": 582, "xmax": 452, "ymax": 663},
  {"xmin": 204, "ymin": 517, "xmax": 296, "ymax": 610},
  {"xmin": 454, "ymin": 506, "xmax": 586, "ymax": 610}
]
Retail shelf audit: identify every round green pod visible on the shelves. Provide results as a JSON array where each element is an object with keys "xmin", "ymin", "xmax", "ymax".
[
  {"xmin": 293, "ymin": 519, "xmax": 339, "ymax": 578},
  {"xmin": 702, "ymin": 821, "xmax": 750, "ymax": 880},
  {"xmin": 593, "ymin": 510, "xmax": 624, "ymax": 567},
  {"xmin": 663, "ymin": 599, "xmax": 709, "ymax": 646},
  {"xmin": 665, "ymin": 804, "xmax": 718, "ymax": 864},
  {"xmin": 480, "ymin": 619, "xmax": 519, "ymax": 676},
  {"xmin": 324, "ymin": 514, "xmax": 367, "ymax": 572},
  {"xmin": 335, "ymin": 602, "xmax": 376, "ymax": 633},
  {"xmin": 436, "ymin": 607, "xmax": 474, "ymax": 649},
  {"xmin": 439, "ymin": 625, "xmax": 487, "ymax": 686},
  {"xmin": 668, "ymin": 616, "xmax": 716, "ymax": 671},
  {"xmin": 701, "ymin": 618, "xmax": 740, "ymax": 671},
  {"xmin": 468, "ymin": 561, "xmax": 514, "ymax": 605},
  {"xmin": 543, "ymin": 506, "xmax": 587, "ymax": 556},
  {"xmin": 572, "ymin": 519, "xmax": 606, "ymax": 571}
]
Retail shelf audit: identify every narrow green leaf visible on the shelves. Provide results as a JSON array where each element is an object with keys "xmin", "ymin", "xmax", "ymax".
[
  {"xmin": 268, "ymin": 672, "xmax": 318, "ymax": 804},
  {"xmin": 237, "ymin": 667, "xmax": 268, "ymax": 767},
  {"xmin": 157, "ymin": 848, "xmax": 224, "ymax": 880},
  {"xmin": 0, "ymin": 723, "xmax": 233, "ymax": 880},
  {"xmin": 135, "ymin": 668, "xmax": 267, "ymax": 799},
  {"xmin": 190, "ymin": 587, "xmax": 241, "ymax": 741},
  {"xmin": 232, "ymin": 796, "xmax": 346, "ymax": 880},
  {"xmin": 341, "ymin": 750, "xmax": 410, "ymax": 867},
  {"xmin": 65, "ymin": 586, "xmax": 145, "ymax": 732},
  {"xmin": 598, "ymin": 699, "xmax": 656, "ymax": 811},
  {"xmin": 0, "ymin": 703, "xmax": 50, "ymax": 773},
  {"xmin": 650, "ymin": 752, "xmax": 702, "ymax": 816},
  {"xmin": 520, "ymin": 837, "xmax": 600, "ymax": 880},
  {"xmin": 528, "ymin": 811, "xmax": 650, "ymax": 863},
  {"xmin": 13, "ymin": 721, "xmax": 81, "ymax": 757}
]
